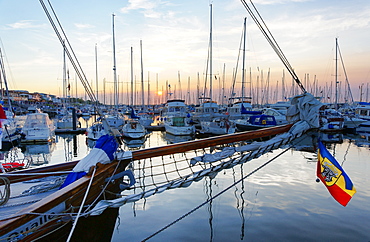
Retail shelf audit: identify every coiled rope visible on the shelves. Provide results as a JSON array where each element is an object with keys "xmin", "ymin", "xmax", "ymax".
[{"xmin": 0, "ymin": 177, "xmax": 10, "ymax": 206}]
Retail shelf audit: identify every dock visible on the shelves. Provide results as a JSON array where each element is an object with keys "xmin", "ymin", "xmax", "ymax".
[{"xmin": 55, "ymin": 128, "xmax": 86, "ymax": 134}]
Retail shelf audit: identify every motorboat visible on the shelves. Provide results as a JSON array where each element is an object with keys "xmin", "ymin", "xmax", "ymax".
[
  {"xmin": 319, "ymin": 107, "xmax": 345, "ymax": 133},
  {"xmin": 121, "ymin": 119, "xmax": 146, "ymax": 139},
  {"xmin": 200, "ymin": 117, "xmax": 235, "ymax": 135},
  {"xmin": 234, "ymin": 114, "xmax": 278, "ymax": 131},
  {"xmin": 355, "ymin": 102, "xmax": 370, "ymax": 133},
  {"xmin": 161, "ymin": 99, "xmax": 195, "ymax": 136},
  {"xmin": 21, "ymin": 113, "xmax": 56, "ymax": 143}
]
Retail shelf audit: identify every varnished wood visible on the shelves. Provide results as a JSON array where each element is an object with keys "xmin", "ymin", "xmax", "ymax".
[
  {"xmin": 1, "ymin": 124, "xmax": 292, "ymax": 185},
  {"xmin": 132, "ymin": 124, "xmax": 293, "ymax": 160}
]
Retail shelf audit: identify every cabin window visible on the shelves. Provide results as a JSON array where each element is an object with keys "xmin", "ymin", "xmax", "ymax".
[
  {"xmin": 173, "ymin": 117, "xmax": 185, "ymax": 127},
  {"xmin": 360, "ymin": 110, "xmax": 367, "ymax": 116}
]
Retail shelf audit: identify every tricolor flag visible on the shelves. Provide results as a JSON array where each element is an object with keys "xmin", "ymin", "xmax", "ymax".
[{"xmin": 316, "ymin": 140, "xmax": 356, "ymax": 206}]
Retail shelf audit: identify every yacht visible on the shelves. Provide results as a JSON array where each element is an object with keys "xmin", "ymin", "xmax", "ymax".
[
  {"xmin": 121, "ymin": 119, "xmax": 146, "ymax": 139},
  {"xmin": 355, "ymin": 102, "xmax": 370, "ymax": 133},
  {"xmin": 21, "ymin": 113, "xmax": 56, "ymax": 143},
  {"xmin": 161, "ymin": 99, "xmax": 195, "ymax": 136}
]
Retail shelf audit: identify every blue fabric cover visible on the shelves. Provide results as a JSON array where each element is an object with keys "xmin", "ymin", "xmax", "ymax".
[
  {"xmin": 59, "ymin": 171, "xmax": 87, "ymax": 189},
  {"xmin": 95, "ymin": 134, "xmax": 119, "ymax": 161},
  {"xmin": 59, "ymin": 135, "xmax": 118, "ymax": 189}
]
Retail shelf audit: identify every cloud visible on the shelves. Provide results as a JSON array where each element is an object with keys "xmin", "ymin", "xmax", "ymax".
[
  {"xmin": 74, "ymin": 23, "xmax": 95, "ymax": 29},
  {"xmin": 6, "ymin": 20, "xmax": 45, "ymax": 29},
  {"xmin": 120, "ymin": 0, "xmax": 170, "ymax": 18},
  {"xmin": 121, "ymin": 0, "xmax": 157, "ymax": 12},
  {"xmin": 253, "ymin": 0, "xmax": 312, "ymax": 4}
]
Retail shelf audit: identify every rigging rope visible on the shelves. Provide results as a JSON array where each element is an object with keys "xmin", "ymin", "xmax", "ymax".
[
  {"xmin": 240, "ymin": 0, "xmax": 306, "ymax": 93},
  {"xmin": 88, "ymin": 119, "xmax": 310, "ymax": 216},
  {"xmin": 66, "ymin": 166, "xmax": 97, "ymax": 242},
  {"xmin": 142, "ymin": 145, "xmax": 293, "ymax": 241},
  {"xmin": 39, "ymin": 0, "xmax": 124, "ymax": 142},
  {"xmin": 39, "ymin": 0, "xmax": 96, "ymax": 104},
  {"xmin": 337, "ymin": 43, "xmax": 354, "ymax": 104}
]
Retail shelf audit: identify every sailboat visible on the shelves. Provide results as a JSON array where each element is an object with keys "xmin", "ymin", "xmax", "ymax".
[
  {"xmin": 0, "ymin": 0, "xmax": 328, "ymax": 240},
  {"xmin": 86, "ymin": 14, "xmax": 124, "ymax": 140},
  {"xmin": 137, "ymin": 40, "xmax": 153, "ymax": 129},
  {"xmin": 319, "ymin": 38, "xmax": 359, "ymax": 133},
  {"xmin": 121, "ymin": 107, "xmax": 147, "ymax": 139},
  {"xmin": 55, "ymin": 44, "xmax": 80, "ymax": 131},
  {"xmin": 121, "ymin": 47, "xmax": 146, "ymax": 139},
  {"xmin": 197, "ymin": 4, "xmax": 228, "ymax": 135},
  {"xmin": 227, "ymin": 17, "xmax": 255, "ymax": 122},
  {"xmin": 0, "ymin": 48, "xmax": 21, "ymax": 147}
]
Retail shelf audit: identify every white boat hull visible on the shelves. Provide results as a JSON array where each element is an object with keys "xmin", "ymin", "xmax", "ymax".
[{"xmin": 164, "ymin": 123, "xmax": 195, "ymax": 136}]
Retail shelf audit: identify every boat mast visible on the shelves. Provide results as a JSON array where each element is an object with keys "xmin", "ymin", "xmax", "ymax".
[
  {"xmin": 131, "ymin": 46, "xmax": 134, "ymax": 106},
  {"xmin": 209, "ymin": 3, "xmax": 213, "ymax": 102},
  {"xmin": 241, "ymin": 17, "xmax": 246, "ymax": 103},
  {"xmin": 63, "ymin": 40, "xmax": 66, "ymax": 104},
  {"xmin": 140, "ymin": 40, "xmax": 144, "ymax": 110},
  {"xmin": 112, "ymin": 13, "xmax": 118, "ymax": 109},
  {"xmin": 95, "ymin": 43, "xmax": 99, "ymax": 104},
  {"xmin": 335, "ymin": 37, "xmax": 338, "ymax": 110},
  {"xmin": 222, "ymin": 63, "xmax": 225, "ymax": 106},
  {"xmin": 0, "ymin": 48, "xmax": 12, "ymax": 109}
]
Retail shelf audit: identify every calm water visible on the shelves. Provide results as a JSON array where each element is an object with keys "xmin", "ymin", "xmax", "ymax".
[
  {"xmin": 112, "ymin": 132, "xmax": 370, "ymax": 242},
  {"xmin": 4, "ymin": 117, "xmax": 370, "ymax": 241}
]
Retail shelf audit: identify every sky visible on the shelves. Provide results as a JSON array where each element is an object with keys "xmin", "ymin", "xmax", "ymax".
[{"xmin": 0, "ymin": 0, "xmax": 370, "ymax": 104}]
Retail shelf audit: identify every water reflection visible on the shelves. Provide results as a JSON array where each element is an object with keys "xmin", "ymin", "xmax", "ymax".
[
  {"xmin": 235, "ymin": 164, "xmax": 246, "ymax": 240},
  {"xmin": 320, "ymin": 132, "xmax": 343, "ymax": 144},
  {"xmin": 355, "ymin": 132, "xmax": 370, "ymax": 147},
  {"xmin": 204, "ymin": 176, "xmax": 214, "ymax": 241},
  {"xmin": 2, "ymin": 122, "xmax": 368, "ymax": 241},
  {"xmin": 161, "ymin": 132, "xmax": 194, "ymax": 144},
  {"xmin": 56, "ymin": 134, "xmax": 79, "ymax": 161},
  {"xmin": 291, "ymin": 131, "xmax": 344, "ymax": 154},
  {"xmin": 122, "ymin": 136, "xmax": 147, "ymax": 150},
  {"xmin": 20, "ymin": 141, "xmax": 56, "ymax": 166}
]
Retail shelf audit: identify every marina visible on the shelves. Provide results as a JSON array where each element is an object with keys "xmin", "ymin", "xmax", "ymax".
[
  {"xmin": 1, "ymin": 0, "xmax": 370, "ymax": 241},
  {"xmin": 0, "ymin": 115, "xmax": 369, "ymax": 240}
]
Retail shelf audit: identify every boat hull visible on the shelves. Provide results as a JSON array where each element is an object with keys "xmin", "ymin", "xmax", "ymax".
[{"xmin": 164, "ymin": 123, "xmax": 195, "ymax": 136}]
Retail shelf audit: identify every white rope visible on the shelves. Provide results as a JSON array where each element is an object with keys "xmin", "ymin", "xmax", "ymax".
[
  {"xmin": 88, "ymin": 121, "xmax": 307, "ymax": 216},
  {"xmin": 66, "ymin": 166, "xmax": 96, "ymax": 242},
  {"xmin": 0, "ymin": 177, "xmax": 10, "ymax": 206}
]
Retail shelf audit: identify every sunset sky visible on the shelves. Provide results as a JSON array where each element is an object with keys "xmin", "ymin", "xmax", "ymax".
[{"xmin": 0, "ymin": 0, "xmax": 369, "ymax": 104}]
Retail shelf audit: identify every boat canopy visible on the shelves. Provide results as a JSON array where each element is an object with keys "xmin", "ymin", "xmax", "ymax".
[{"xmin": 23, "ymin": 113, "xmax": 52, "ymax": 129}]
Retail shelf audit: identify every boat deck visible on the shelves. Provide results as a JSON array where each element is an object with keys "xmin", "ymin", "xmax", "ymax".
[{"xmin": 0, "ymin": 175, "xmax": 66, "ymax": 221}]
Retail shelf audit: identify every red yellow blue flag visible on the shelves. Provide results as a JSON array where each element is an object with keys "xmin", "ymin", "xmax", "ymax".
[{"xmin": 317, "ymin": 140, "xmax": 356, "ymax": 206}]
